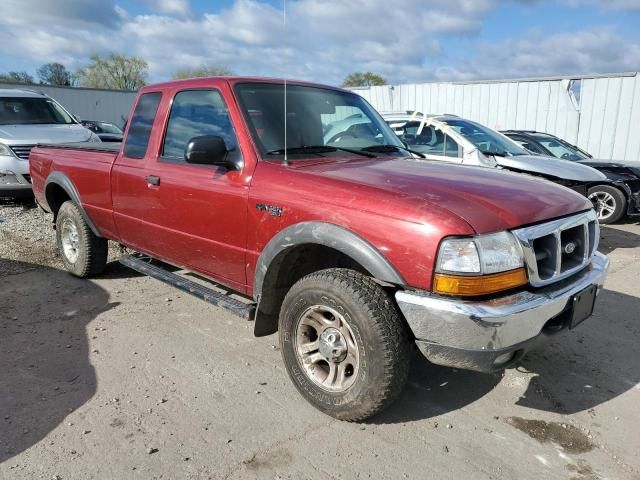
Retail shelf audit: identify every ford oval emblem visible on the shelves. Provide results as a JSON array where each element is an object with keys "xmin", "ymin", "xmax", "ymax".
[{"xmin": 564, "ymin": 242, "xmax": 576, "ymax": 254}]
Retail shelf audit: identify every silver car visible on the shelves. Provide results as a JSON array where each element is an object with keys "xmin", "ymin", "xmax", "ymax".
[
  {"xmin": 0, "ymin": 88, "xmax": 101, "ymax": 198},
  {"xmin": 380, "ymin": 112, "xmax": 606, "ymax": 195}
]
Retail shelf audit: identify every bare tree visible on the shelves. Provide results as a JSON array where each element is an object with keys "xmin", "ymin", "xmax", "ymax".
[
  {"xmin": 37, "ymin": 63, "xmax": 73, "ymax": 86},
  {"xmin": 0, "ymin": 71, "xmax": 35, "ymax": 84},
  {"xmin": 172, "ymin": 65, "xmax": 234, "ymax": 80},
  {"xmin": 76, "ymin": 53, "xmax": 148, "ymax": 90},
  {"xmin": 342, "ymin": 72, "xmax": 386, "ymax": 87}
]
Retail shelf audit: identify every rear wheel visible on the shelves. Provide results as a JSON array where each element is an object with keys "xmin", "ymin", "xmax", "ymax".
[
  {"xmin": 56, "ymin": 201, "xmax": 108, "ymax": 277},
  {"xmin": 279, "ymin": 268, "xmax": 411, "ymax": 421},
  {"xmin": 588, "ymin": 185, "xmax": 626, "ymax": 224}
]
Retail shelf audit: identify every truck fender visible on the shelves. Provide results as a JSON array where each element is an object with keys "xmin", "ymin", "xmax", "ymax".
[
  {"xmin": 253, "ymin": 221, "xmax": 406, "ymax": 301},
  {"xmin": 44, "ymin": 171, "xmax": 102, "ymax": 237}
]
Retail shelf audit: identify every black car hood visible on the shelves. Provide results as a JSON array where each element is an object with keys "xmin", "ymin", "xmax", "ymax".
[{"xmin": 579, "ymin": 159, "xmax": 640, "ymax": 170}]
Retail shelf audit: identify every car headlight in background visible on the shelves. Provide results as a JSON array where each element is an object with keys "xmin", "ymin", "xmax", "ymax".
[
  {"xmin": 88, "ymin": 132, "xmax": 102, "ymax": 143},
  {"xmin": 434, "ymin": 231, "xmax": 527, "ymax": 296},
  {"xmin": 0, "ymin": 142, "xmax": 17, "ymax": 157}
]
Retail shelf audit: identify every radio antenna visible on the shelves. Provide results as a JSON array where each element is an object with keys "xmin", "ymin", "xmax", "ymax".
[{"xmin": 282, "ymin": 0, "xmax": 288, "ymax": 166}]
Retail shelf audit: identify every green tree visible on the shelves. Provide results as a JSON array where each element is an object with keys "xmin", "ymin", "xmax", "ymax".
[
  {"xmin": 342, "ymin": 71, "xmax": 386, "ymax": 87},
  {"xmin": 172, "ymin": 64, "xmax": 234, "ymax": 80},
  {"xmin": 37, "ymin": 62, "xmax": 73, "ymax": 86},
  {"xmin": 76, "ymin": 53, "xmax": 148, "ymax": 90},
  {"xmin": 0, "ymin": 71, "xmax": 35, "ymax": 84}
]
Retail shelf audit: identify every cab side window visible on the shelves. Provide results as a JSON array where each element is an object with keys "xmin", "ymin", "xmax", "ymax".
[
  {"xmin": 162, "ymin": 89, "xmax": 240, "ymax": 163},
  {"xmin": 124, "ymin": 92, "xmax": 162, "ymax": 159}
]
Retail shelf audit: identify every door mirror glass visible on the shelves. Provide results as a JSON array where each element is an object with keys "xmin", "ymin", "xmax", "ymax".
[{"xmin": 185, "ymin": 135, "xmax": 238, "ymax": 168}]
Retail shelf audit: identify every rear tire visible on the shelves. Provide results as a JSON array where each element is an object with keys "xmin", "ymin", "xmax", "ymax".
[
  {"xmin": 279, "ymin": 268, "xmax": 411, "ymax": 421},
  {"xmin": 588, "ymin": 185, "xmax": 626, "ymax": 224},
  {"xmin": 56, "ymin": 201, "xmax": 107, "ymax": 277}
]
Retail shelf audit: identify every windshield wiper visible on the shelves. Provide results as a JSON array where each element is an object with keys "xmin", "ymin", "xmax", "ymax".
[
  {"xmin": 360, "ymin": 144, "xmax": 426, "ymax": 158},
  {"xmin": 266, "ymin": 145, "xmax": 377, "ymax": 158},
  {"xmin": 479, "ymin": 150, "xmax": 510, "ymax": 157}
]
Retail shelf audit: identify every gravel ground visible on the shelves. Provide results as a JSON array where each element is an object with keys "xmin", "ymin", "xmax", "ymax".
[
  {"xmin": 0, "ymin": 200, "xmax": 119, "ymax": 275},
  {"xmin": 1, "ymin": 201, "xmax": 639, "ymax": 480}
]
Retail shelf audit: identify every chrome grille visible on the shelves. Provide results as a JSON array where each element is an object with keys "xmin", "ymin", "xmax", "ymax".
[
  {"xmin": 9, "ymin": 144, "xmax": 36, "ymax": 160},
  {"xmin": 512, "ymin": 210, "xmax": 599, "ymax": 287}
]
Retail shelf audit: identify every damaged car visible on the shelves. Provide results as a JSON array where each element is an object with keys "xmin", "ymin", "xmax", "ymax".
[
  {"xmin": 380, "ymin": 112, "xmax": 606, "ymax": 198},
  {"xmin": 503, "ymin": 130, "xmax": 640, "ymax": 224}
]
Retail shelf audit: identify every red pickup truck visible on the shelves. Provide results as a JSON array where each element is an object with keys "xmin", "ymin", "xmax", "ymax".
[{"xmin": 30, "ymin": 77, "xmax": 609, "ymax": 421}]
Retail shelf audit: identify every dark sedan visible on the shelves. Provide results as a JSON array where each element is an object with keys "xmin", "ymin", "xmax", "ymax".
[
  {"xmin": 503, "ymin": 130, "xmax": 640, "ymax": 224},
  {"xmin": 80, "ymin": 120, "xmax": 124, "ymax": 143}
]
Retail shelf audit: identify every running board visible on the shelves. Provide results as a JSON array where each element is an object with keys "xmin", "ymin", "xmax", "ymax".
[{"xmin": 119, "ymin": 254, "xmax": 255, "ymax": 319}]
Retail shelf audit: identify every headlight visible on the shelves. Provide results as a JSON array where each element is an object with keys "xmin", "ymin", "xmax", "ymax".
[
  {"xmin": 0, "ymin": 143, "xmax": 16, "ymax": 157},
  {"xmin": 88, "ymin": 132, "xmax": 102, "ymax": 143},
  {"xmin": 434, "ymin": 231, "xmax": 527, "ymax": 296}
]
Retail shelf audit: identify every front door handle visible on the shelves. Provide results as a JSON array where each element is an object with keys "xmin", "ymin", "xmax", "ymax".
[{"xmin": 145, "ymin": 175, "xmax": 160, "ymax": 186}]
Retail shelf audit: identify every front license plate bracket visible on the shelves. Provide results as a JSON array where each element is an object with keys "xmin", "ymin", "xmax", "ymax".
[{"xmin": 570, "ymin": 284, "xmax": 598, "ymax": 329}]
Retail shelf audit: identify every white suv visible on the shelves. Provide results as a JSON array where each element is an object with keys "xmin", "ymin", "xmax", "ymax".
[{"xmin": 0, "ymin": 88, "xmax": 100, "ymax": 198}]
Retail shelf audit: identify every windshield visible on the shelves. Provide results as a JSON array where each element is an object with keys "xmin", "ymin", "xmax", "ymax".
[
  {"xmin": 0, "ymin": 96, "xmax": 75, "ymax": 125},
  {"xmin": 532, "ymin": 135, "xmax": 589, "ymax": 161},
  {"xmin": 234, "ymin": 83, "xmax": 403, "ymax": 158},
  {"xmin": 441, "ymin": 118, "xmax": 528, "ymax": 156}
]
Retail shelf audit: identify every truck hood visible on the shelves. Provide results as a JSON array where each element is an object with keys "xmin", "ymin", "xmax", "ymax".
[
  {"xmin": 291, "ymin": 157, "xmax": 592, "ymax": 233},
  {"xmin": 494, "ymin": 154, "xmax": 606, "ymax": 182},
  {"xmin": 0, "ymin": 124, "xmax": 92, "ymax": 145}
]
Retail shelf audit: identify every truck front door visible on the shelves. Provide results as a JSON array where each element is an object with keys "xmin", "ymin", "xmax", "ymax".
[{"xmin": 113, "ymin": 86, "xmax": 251, "ymax": 292}]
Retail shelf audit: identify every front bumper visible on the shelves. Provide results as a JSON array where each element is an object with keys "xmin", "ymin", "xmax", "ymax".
[
  {"xmin": 0, "ymin": 154, "xmax": 32, "ymax": 197},
  {"xmin": 395, "ymin": 251, "xmax": 609, "ymax": 372},
  {"xmin": 0, "ymin": 173, "xmax": 32, "ymax": 197}
]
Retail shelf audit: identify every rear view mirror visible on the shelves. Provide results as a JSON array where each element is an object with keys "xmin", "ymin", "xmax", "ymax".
[{"xmin": 184, "ymin": 135, "xmax": 241, "ymax": 170}]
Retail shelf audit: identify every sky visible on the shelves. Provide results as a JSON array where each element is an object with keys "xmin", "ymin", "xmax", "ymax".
[{"xmin": 0, "ymin": 0, "xmax": 639, "ymax": 86}]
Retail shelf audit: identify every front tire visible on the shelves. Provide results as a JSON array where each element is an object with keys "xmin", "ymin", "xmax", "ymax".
[
  {"xmin": 56, "ymin": 201, "xmax": 108, "ymax": 277},
  {"xmin": 588, "ymin": 185, "xmax": 626, "ymax": 224},
  {"xmin": 279, "ymin": 268, "xmax": 411, "ymax": 421}
]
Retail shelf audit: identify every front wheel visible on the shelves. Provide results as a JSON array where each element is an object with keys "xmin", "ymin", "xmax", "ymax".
[
  {"xmin": 588, "ymin": 185, "xmax": 626, "ymax": 224},
  {"xmin": 56, "ymin": 201, "xmax": 108, "ymax": 277},
  {"xmin": 279, "ymin": 268, "xmax": 411, "ymax": 421}
]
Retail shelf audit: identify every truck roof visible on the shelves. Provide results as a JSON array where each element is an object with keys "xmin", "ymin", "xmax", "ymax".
[
  {"xmin": 0, "ymin": 88, "xmax": 46, "ymax": 98},
  {"xmin": 139, "ymin": 76, "xmax": 353, "ymax": 94}
]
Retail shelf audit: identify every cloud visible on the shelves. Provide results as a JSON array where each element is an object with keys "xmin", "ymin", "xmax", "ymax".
[
  {"xmin": 122, "ymin": 0, "xmax": 495, "ymax": 82},
  {"xmin": 0, "ymin": 0, "xmax": 122, "ymax": 28},
  {"xmin": 432, "ymin": 27, "xmax": 640, "ymax": 81},
  {"xmin": 145, "ymin": 0, "xmax": 191, "ymax": 16},
  {"xmin": 565, "ymin": 0, "xmax": 640, "ymax": 10},
  {"xmin": 0, "ymin": 0, "xmax": 638, "ymax": 85},
  {"xmin": 0, "ymin": 0, "xmax": 124, "ymax": 67}
]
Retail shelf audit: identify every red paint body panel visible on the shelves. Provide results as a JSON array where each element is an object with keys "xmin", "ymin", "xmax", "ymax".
[{"xmin": 29, "ymin": 77, "xmax": 592, "ymax": 294}]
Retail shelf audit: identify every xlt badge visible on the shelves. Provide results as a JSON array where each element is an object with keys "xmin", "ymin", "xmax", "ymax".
[{"xmin": 256, "ymin": 203, "xmax": 283, "ymax": 217}]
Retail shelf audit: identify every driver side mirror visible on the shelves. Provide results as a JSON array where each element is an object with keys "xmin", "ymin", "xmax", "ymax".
[{"xmin": 184, "ymin": 135, "xmax": 241, "ymax": 170}]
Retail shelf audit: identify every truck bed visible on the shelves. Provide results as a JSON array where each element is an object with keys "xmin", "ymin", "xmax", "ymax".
[{"xmin": 29, "ymin": 142, "xmax": 121, "ymax": 239}]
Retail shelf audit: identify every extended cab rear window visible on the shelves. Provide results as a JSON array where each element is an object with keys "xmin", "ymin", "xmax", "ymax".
[{"xmin": 124, "ymin": 92, "xmax": 162, "ymax": 159}]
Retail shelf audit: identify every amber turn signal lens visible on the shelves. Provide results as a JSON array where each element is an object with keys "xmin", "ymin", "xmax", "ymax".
[{"xmin": 433, "ymin": 268, "xmax": 528, "ymax": 296}]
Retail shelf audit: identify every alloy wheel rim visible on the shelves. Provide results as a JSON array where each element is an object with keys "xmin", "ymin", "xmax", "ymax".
[
  {"xmin": 61, "ymin": 217, "xmax": 80, "ymax": 263},
  {"xmin": 588, "ymin": 191, "xmax": 616, "ymax": 221},
  {"xmin": 295, "ymin": 305, "xmax": 359, "ymax": 392}
]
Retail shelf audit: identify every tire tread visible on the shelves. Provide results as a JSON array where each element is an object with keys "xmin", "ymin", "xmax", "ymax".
[
  {"xmin": 56, "ymin": 201, "xmax": 107, "ymax": 278},
  {"xmin": 281, "ymin": 268, "xmax": 411, "ymax": 422}
]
